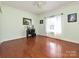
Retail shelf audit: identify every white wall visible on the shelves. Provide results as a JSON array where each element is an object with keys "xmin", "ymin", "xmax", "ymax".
[
  {"xmin": 36, "ymin": 16, "xmax": 46, "ymax": 35},
  {"xmin": 0, "ymin": 13, "xmax": 1, "ymax": 39},
  {"xmin": 38, "ymin": 2, "xmax": 79, "ymax": 43},
  {"xmin": 0, "ymin": 5, "xmax": 39, "ymax": 43},
  {"xmin": 1, "ymin": 2, "xmax": 79, "ymax": 43}
]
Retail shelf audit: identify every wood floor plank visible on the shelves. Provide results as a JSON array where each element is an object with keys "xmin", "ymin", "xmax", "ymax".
[{"xmin": 0, "ymin": 35, "xmax": 79, "ymax": 58}]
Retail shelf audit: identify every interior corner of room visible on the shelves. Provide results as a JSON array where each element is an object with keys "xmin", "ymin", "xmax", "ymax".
[
  {"xmin": 0, "ymin": 1, "xmax": 79, "ymax": 58},
  {"xmin": 0, "ymin": 1, "xmax": 79, "ymax": 43}
]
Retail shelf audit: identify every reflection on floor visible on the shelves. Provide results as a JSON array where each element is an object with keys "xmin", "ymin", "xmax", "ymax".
[{"xmin": 0, "ymin": 35, "xmax": 79, "ymax": 58}]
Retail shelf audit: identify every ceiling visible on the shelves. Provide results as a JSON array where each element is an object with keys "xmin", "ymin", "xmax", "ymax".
[{"xmin": 1, "ymin": 1, "xmax": 71, "ymax": 14}]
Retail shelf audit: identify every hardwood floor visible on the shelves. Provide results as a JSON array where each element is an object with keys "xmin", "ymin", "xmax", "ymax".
[{"xmin": 0, "ymin": 35, "xmax": 79, "ymax": 58}]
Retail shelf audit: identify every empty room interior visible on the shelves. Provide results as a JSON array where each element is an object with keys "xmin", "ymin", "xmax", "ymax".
[{"xmin": 0, "ymin": 1, "xmax": 79, "ymax": 58}]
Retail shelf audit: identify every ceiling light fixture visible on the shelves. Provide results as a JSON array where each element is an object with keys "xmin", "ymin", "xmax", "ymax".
[{"xmin": 33, "ymin": 1, "xmax": 46, "ymax": 9}]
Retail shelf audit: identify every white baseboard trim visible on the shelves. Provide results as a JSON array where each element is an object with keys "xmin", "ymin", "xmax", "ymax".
[
  {"xmin": 40, "ymin": 34, "xmax": 79, "ymax": 44},
  {"xmin": 0, "ymin": 34, "xmax": 79, "ymax": 44},
  {"xmin": 0, "ymin": 36, "xmax": 26, "ymax": 44}
]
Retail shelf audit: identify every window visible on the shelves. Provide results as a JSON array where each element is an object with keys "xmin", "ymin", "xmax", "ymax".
[{"xmin": 46, "ymin": 15, "xmax": 62, "ymax": 35}]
